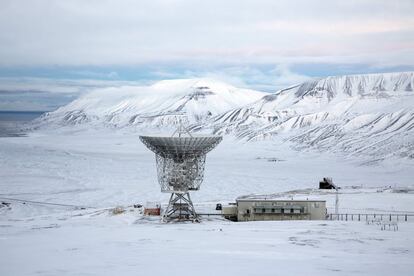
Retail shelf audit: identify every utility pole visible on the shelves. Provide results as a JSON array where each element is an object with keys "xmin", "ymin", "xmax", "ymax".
[{"xmin": 335, "ymin": 187, "xmax": 339, "ymax": 217}]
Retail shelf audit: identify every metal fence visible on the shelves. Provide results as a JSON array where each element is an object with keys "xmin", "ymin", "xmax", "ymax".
[{"xmin": 327, "ymin": 213, "xmax": 414, "ymax": 222}]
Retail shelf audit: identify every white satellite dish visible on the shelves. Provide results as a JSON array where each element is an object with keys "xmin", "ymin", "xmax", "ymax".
[{"xmin": 140, "ymin": 121, "xmax": 222, "ymax": 222}]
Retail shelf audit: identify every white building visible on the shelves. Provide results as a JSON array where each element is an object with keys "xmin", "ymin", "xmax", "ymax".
[{"xmin": 223, "ymin": 199, "xmax": 327, "ymax": 222}]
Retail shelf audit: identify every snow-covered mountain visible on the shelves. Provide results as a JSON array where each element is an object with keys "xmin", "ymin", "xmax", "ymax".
[
  {"xmin": 198, "ymin": 72, "xmax": 414, "ymax": 160},
  {"xmin": 37, "ymin": 78, "xmax": 267, "ymax": 129},
  {"xmin": 37, "ymin": 72, "xmax": 414, "ymax": 160}
]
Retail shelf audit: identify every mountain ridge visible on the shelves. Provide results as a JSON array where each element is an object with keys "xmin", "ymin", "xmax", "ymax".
[
  {"xmin": 37, "ymin": 78, "xmax": 267, "ymax": 129},
  {"xmin": 35, "ymin": 72, "xmax": 414, "ymax": 161},
  {"xmin": 196, "ymin": 72, "xmax": 414, "ymax": 160}
]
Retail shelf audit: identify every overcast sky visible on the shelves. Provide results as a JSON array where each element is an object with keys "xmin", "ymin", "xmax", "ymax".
[{"xmin": 0, "ymin": 0, "xmax": 413, "ymax": 110}]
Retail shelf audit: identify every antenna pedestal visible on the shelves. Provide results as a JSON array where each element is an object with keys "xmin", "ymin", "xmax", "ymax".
[{"xmin": 163, "ymin": 192, "xmax": 198, "ymax": 222}]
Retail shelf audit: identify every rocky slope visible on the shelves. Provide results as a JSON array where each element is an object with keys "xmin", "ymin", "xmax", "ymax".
[{"xmin": 197, "ymin": 72, "xmax": 414, "ymax": 160}]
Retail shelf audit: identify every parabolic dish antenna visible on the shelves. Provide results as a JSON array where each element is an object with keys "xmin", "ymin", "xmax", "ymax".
[{"xmin": 140, "ymin": 135, "xmax": 222, "ymax": 221}]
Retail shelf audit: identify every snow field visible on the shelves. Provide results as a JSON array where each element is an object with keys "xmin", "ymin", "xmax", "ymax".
[
  {"xmin": 1, "ymin": 212, "xmax": 413, "ymax": 276},
  {"xmin": 1, "ymin": 127, "xmax": 413, "ymax": 275}
]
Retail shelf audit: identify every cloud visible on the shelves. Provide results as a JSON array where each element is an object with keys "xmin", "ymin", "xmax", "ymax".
[
  {"xmin": 0, "ymin": 0, "xmax": 412, "ymax": 68},
  {"xmin": 1, "ymin": 0, "xmax": 413, "ymax": 111},
  {"xmin": 0, "ymin": 77, "xmax": 148, "ymax": 111},
  {"xmin": 0, "ymin": 64, "xmax": 312, "ymax": 111},
  {"xmin": 70, "ymin": 71, "xmax": 119, "ymax": 79},
  {"xmin": 149, "ymin": 64, "xmax": 312, "ymax": 92},
  {"xmin": 254, "ymin": 18, "xmax": 414, "ymax": 35},
  {"xmin": 269, "ymin": 65, "xmax": 312, "ymax": 90}
]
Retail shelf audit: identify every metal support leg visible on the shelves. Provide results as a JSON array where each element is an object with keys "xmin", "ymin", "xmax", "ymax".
[
  {"xmin": 162, "ymin": 192, "xmax": 199, "ymax": 222},
  {"xmin": 162, "ymin": 193, "xmax": 175, "ymax": 222}
]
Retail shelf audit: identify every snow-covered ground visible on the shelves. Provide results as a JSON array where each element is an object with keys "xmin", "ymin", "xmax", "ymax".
[
  {"xmin": 2, "ymin": 213, "xmax": 414, "ymax": 276},
  {"xmin": 1, "ymin": 128, "xmax": 414, "ymax": 275}
]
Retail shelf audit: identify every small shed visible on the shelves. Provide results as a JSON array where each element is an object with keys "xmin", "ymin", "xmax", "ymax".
[{"xmin": 144, "ymin": 202, "xmax": 161, "ymax": 216}]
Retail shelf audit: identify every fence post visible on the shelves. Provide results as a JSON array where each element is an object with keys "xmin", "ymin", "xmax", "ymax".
[
  {"xmin": 405, "ymin": 215, "xmax": 407, "ymax": 222},
  {"xmin": 389, "ymin": 214, "xmax": 392, "ymax": 221},
  {"xmin": 351, "ymin": 214, "xmax": 353, "ymax": 221},
  {"xmin": 380, "ymin": 215, "xmax": 383, "ymax": 221},
  {"xmin": 374, "ymin": 214, "xmax": 376, "ymax": 218},
  {"xmin": 358, "ymin": 214, "xmax": 360, "ymax": 221},
  {"xmin": 345, "ymin": 214, "xmax": 348, "ymax": 221},
  {"xmin": 366, "ymin": 214, "xmax": 368, "ymax": 221}
]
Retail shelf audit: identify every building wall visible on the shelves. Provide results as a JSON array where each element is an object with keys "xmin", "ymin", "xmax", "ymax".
[
  {"xmin": 222, "ymin": 206, "xmax": 238, "ymax": 221},
  {"xmin": 236, "ymin": 200, "xmax": 326, "ymax": 222}
]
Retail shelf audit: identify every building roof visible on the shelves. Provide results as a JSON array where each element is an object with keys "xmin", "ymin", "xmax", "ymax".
[{"xmin": 236, "ymin": 198, "xmax": 326, "ymax": 203}]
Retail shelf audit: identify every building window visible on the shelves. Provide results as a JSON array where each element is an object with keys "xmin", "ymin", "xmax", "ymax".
[
  {"xmin": 271, "ymin": 208, "xmax": 275, "ymax": 213},
  {"xmin": 262, "ymin": 208, "xmax": 266, "ymax": 213}
]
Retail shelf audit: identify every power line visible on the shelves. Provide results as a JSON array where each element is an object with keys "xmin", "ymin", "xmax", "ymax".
[{"xmin": 0, "ymin": 197, "xmax": 94, "ymax": 209}]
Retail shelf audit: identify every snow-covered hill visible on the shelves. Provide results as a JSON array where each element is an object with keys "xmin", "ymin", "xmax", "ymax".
[
  {"xmin": 37, "ymin": 72, "xmax": 414, "ymax": 160},
  {"xmin": 198, "ymin": 72, "xmax": 414, "ymax": 160},
  {"xmin": 37, "ymin": 78, "xmax": 266, "ymax": 129}
]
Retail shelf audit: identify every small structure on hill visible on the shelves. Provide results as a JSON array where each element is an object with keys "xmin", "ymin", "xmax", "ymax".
[{"xmin": 319, "ymin": 177, "xmax": 337, "ymax": 189}]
